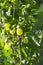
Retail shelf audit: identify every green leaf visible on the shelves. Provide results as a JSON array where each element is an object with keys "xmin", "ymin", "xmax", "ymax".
[
  {"xmin": 21, "ymin": 48, "xmax": 27, "ymax": 57},
  {"xmin": 0, "ymin": 38, "xmax": 4, "ymax": 47},
  {"xmin": 3, "ymin": 48, "xmax": 13, "ymax": 57}
]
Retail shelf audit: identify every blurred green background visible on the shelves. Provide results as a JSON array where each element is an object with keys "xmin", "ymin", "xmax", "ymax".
[{"xmin": 0, "ymin": 0, "xmax": 43, "ymax": 65}]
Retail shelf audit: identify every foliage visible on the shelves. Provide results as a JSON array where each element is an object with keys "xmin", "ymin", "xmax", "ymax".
[{"xmin": 0, "ymin": 0, "xmax": 43, "ymax": 65}]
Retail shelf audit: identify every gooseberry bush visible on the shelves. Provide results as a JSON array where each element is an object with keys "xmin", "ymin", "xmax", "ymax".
[{"xmin": 0, "ymin": 0, "xmax": 43, "ymax": 65}]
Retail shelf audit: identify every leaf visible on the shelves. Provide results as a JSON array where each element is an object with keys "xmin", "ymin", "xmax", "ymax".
[
  {"xmin": 32, "ymin": 36, "xmax": 40, "ymax": 46},
  {"xmin": 31, "ymin": 16, "xmax": 38, "ymax": 22},
  {"xmin": 21, "ymin": 48, "xmax": 27, "ymax": 57},
  {"xmin": 0, "ymin": 38, "xmax": 4, "ymax": 47},
  {"xmin": 3, "ymin": 48, "xmax": 13, "ymax": 57}
]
